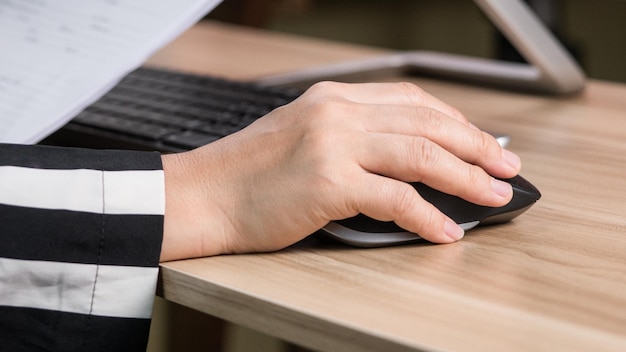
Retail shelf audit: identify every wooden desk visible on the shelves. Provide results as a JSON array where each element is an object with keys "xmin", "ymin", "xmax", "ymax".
[{"xmin": 150, "ymin": 21, "xmax": 626, "ymax": 352}]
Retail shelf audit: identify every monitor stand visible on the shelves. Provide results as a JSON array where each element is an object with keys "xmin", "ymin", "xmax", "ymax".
[{"xmin": 256, "ymin": 0, "xmax": 585, "ymax": 95}]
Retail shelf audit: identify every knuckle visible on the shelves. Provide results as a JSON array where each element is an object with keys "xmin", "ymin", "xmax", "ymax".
[
  {"xmin": 451, "ymin": 106, "xmax": 468, "ymax": 123},
  {"xmin": 307, "ymin": 96, "xmax": 337, "ymax": 117},
  {"xmin": 392, "ymin": 184, "xmax": 440, "ymax": 234},
  {"xmin": 474, "ymin": 131, "xmax": 500, "ymax": 160},
  {"xmin": 303, "ymin": 88, "xmax": 352, "ymax": 120},
  {"xmin": 411, "ymin": 107, "xmax": 445, "ymax": 136},
  {"xmin": 398, "ymin": 81, "xmax": 425, "ymax": 104},
  {"xmin": 413, "ymin": 138, "xmax": 440, "ymax": 171},
  {"xmin": 302, "ymin": 98, "xmax": 347, "ymax": 132},
  {"xmin": 464, "ymin": 165, "xmax": 496, "ymax": 204},
  {"xmin": 421, "ymin": 107, "xmax": 444, "ymax": 128},
  {"xmin": 391, "ymin": 184, "xmax": 418, "ymax": 220},
  {"xmin": 306, "ymin": 81, "xmax": 342, "ymax": 98},
  {"xmin": 418, "ymin": 207, "xmax": 441, "ymax": 234},
  {"xmin": 467, "ymin": 165, "xmax": 487, "ymax": 187}
]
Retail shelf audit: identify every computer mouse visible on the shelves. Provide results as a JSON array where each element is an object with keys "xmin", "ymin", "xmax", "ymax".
[{"xmin": 317, "ymin": 174, "xmax": 541, "ymax": 247}]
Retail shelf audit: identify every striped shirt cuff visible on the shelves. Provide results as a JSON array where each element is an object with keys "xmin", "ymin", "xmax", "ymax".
[{"xmin": 0, "ymin": 144, "xmax": 165, "ymax": 320}]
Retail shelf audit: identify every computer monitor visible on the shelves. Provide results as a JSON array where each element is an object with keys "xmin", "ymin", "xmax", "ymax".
[{"xmin": 257, "ymin": 0, "xmax": 586, "ymax": 95}]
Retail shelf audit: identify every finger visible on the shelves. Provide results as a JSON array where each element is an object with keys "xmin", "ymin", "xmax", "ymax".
[
  {"xmin": 305, "ymin": 81, "xmax": 469, "ymax": 125},
  {"xmin": 350, "ymin": 173, "xmax": 465, "ymax": 243},
  {"xmin": 351, "ymin": 103, "xmax": 520, "ymax": 178},
  {"xmin": 358, "ymin": 133, "xmax": 513, "ymax": 207}
]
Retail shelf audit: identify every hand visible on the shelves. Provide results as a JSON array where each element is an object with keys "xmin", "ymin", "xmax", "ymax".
[{"xmin": 159, "ymin": 81, "xmax": 521, "ymax": 261}]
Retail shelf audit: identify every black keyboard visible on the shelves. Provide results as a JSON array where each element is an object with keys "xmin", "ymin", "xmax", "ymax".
[{"xmin": 43, "ymin": 67, "xmax": 302, "ymax": 152}]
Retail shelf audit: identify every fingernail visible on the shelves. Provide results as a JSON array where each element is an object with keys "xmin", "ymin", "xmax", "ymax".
[
  {"xmin": 445, "ymin": 219, "xmax": 465, "ymax": 241},
  {"xmin": 502, "ymin": 149, "xmax": 521, "ymax": 170},
  {"xmin": 492, "ymin": 177, "xmax": 513, "ymax": 198}
]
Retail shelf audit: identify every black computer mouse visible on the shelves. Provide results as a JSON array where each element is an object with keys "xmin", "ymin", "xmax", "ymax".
[{"xmin": 317, "ymin": 175, "xmax": 541, "ymax": 247}]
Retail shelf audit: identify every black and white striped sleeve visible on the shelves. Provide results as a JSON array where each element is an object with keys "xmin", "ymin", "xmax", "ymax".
[{"xmin": 0, "ymin": 144, "xmax": 165, "ymax": 352}]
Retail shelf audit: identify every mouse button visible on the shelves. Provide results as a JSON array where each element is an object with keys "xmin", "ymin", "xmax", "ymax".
[
  {"xmin": 505, "ymin": 175, "xmax": 542, "ymax": 200},
  {"xmin": 506, "ymin": 185, "xmax": 541, "ymax": 212}
]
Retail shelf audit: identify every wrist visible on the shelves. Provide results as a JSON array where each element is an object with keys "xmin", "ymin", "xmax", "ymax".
[{"xmin": 160, "ymin": 151, "xmax": 227, "ymax": 261}]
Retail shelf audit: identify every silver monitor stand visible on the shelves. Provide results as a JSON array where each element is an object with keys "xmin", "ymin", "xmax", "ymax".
[{"xmin": 257, "ymin": 0, "xmax": 586, "ymax": 95}]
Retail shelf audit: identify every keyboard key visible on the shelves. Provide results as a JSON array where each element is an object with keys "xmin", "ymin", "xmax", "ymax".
[
  {"xmin": 75, "ymin": 111, "xmax": 179, "ymax": 140},
  {"xmin": 68, "ymin": 67, "xmax": 302, "ymax": 151}
]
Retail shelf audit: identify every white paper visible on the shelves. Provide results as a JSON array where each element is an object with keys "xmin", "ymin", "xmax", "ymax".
[{"xmin": 0, "ymin": 0, "xmax": 222, "ymax": 144}]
